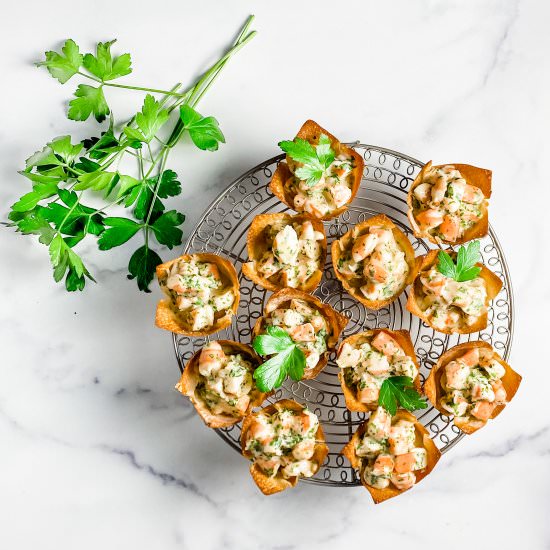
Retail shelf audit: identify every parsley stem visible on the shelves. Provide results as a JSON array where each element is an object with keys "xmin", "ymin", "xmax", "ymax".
[{"xmin": 77, "ymin": 70, "xmax": 189, "ymax": 97}]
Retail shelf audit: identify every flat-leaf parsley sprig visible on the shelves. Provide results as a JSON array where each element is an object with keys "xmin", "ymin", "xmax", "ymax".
[
  {"xmin": 252, "ymin": 326, "xmax": 306, "ymax": 392},
  {"xmin": 6, "ymin": 16, "xmax": 257, "ymax": 292},
  {"xmin": 378, "ymin": 376, "xmax": 428, "ymax": 416},
  {"xmin": 437, "ymin": 240, "xmax": 482, "ymax": 282},
  {"xmin": 278, "ymin": 134, "xmax": 335, "ymax": 186}
]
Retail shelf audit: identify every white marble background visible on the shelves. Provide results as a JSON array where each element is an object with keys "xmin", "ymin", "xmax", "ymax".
[{"xmin": 1, "ymin": 0, "xmax": 549, "ymax": 548}]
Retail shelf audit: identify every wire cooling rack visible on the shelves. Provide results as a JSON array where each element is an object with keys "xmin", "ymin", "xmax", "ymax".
[{"xmin": 172, "ymin": 145, "xmax": 514, "ymax": 487}]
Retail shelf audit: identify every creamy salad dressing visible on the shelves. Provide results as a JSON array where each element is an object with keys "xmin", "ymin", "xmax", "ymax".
[
  {"xmin": 356, "ymin": 407, "xmax": 428, "ymax": 491},
  {"xmin": 440, "ymin": 347, "xmax": 507, "ymax": 425},
  {"xmin": 287, "ymin": 153, "xmax": 356, "ymax": 216},
  {"xmin": 245, "ymin": 406, "xmax": 320, "ymax": 478},
  {"xmin": 257, "ymin": 219, "xmax": 324, "ymax": 288},
  {"xmin": 337, "ymin": 332, "xmax": 418, "ymax": 405},
  {"xmin": 418, "ymin": 266, "xmax": 487, "ymax": 330},
  {"xmin": 412, "ymin": 165, "xmax": 485, "ymax": 242},
  {"xmin": 159, "ymin": 258, "xmax": 236, "ymax": 331},
  {"xmin": 336, "ymin": 225, "xmax": 409, "ymax": 301},
  {"xmin": 264, "ymin": 299, "xmax": 329, "ymax": 371},
  {"xmin": 195, "ymin": 342, "xmax": 255, "ymax": 416}
]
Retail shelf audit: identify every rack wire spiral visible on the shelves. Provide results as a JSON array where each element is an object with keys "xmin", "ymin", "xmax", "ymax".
[{"xmin": 172, "ymin": 145, "xmax": 514, "ymax": 487}]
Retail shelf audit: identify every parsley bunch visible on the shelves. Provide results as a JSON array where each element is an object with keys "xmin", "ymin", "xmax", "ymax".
[
  {"xmin": 6, "ymin": 17, "xmax": 256, "ymax": 292},
  {"xmin": 278, "ymin": 134, "xmax": 335, "ymax": 186},
  {"xmin": 252, "ymin": 326, "xmax": 306, "ymax": 392},
  {"xmin": 437, "ymin": 240, "xmax": 482, "ymax": 282}
]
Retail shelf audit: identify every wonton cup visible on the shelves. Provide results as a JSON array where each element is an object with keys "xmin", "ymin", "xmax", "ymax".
[
  {"xmin": 242, "ymin": 213, "xmax": 327, "ymax": 293},
  {"xmin": 331, "ymin": 214, "xmax": 419, "ymax": 309},
  {"xmin": 406, "ymin": 250, "xmax": 503, "ymax": 335},
  {"xmin": 155, "ymin": 253, "xmax": 240, "ymax": 337},
  {"xmin": 175, "ymin": 340, "xmax": 270, "ymax": 429},
  {"xmin": 407, "ymin": 161, "xmax": 492, "ymax": 245},
  {"xmin": 341, "ymin": 409, "xmax": 441, "ymax": 504},
  {"xmin": 269, "ymin": 120, "xmax": 364, "ymax": 220},
  {"xmin": 337, "ymin": 329, "xmax": 421, "ymax": 412},
  {"xmin": 424, "ymin": 341, "xmax": 522, "ymax": 434},
  {"xmin": 241, "ymin": 399, "xmax": 329, "ymax": 495},
  {"xmin": 252, "ymin": 288, "xmax": 348, "ymax": 379}
]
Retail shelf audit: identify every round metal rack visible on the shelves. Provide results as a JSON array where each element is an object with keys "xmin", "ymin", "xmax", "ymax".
[{"xmin": 172, "ymin": 144, "xmax": 514, "ymax": 487}]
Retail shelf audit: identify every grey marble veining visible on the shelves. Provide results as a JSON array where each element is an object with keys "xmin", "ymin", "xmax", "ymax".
[{"xmin": 1, "ymin": 0, "xmax": 549, "ymax": 548}]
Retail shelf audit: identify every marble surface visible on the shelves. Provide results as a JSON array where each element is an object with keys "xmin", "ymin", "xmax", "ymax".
[{"xmin": 1, "ymin": 0, "xmax": 549, "ymax": 548}]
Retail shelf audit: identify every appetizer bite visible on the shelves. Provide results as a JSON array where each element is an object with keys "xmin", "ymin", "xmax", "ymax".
[
  {"xmin": 407, "ymin": 162, "xmax": 491, "ymax": 245},
  {"xmin": 270, "ymin": 120, "xmax": 364, "ymax": 220},
  {"xmin": 342, "ymin": 407, "xmax": 441, "ymax": 503},
  {"xmin": 406, "ymin": 242, "xmax": 502, "ymax": 334},
  {"xmin": 242, "ymin": 213, "xmax": 326, "ymax": 293},
  {"xmin": 156, "ymin": 253, "xmax": 239, "ymax": 336},
  {"xmin": 336, "ymin": 329, "xmax": 421, "ymax": 411},
  {"xmin": 241, "ymin": 399, "xmax": 328, "ymax": 495},
  {"xmin": 425, "ymin": 341, "xmax": 522, "ymax": 434},
  {"xmin": 332, "ymin": 214, "xmax": 417, "ymax": 309},
  {"xmin": 253, "ymin": 289, "xmax": 348, "ymax": 379},
  {"xmin": 176, "ymin": 341, "xmax": 269, "ymax": 428}
]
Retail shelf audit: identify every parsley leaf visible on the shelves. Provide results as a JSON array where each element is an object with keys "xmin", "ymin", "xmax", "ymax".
[
  {"xmin": 278, "ymin": 134, "xmax": 335, "ymax": 186},
  {"xmin": 37, "ymin": 39, "xmax": 83, "ymax": 84},
  {"xmin": 48, "ymin": 234, "xmax": 94, "ymax": 291},
  {"xmin": 437, "ymin": 241, "xmax": 482, "ymax": 282},
  {"xmin": 252, "ymin": 326, "xmax": 306, "ymax": 392},
  {"xmin": 378, "ymin": 376, "xmax": 428, "ymax": 416},
  {"xmin": 127, "ymin": 245, "xmax": 162, "ymax": 292},
  {"xmin": 124, "ymin": 94, "xmax": 169, "ymax": 143},
  {"xmin": 179, "ymin": 105, "xmax": 225, "ymax": 151},
  {"xmin": 97, "ymin": 217, "xmax": 142, "ymax": 250},
  {"xmin": 83, "ymin": 40, "xmax": 132, "ymax": 82},
  {"xmin": 68, "ymin": 84, "xmax": 110, "ymax": 122},
  {"xmin": 9, "ymin": 208, "xmax": 56, "ymax": 245},
  {"xmin": 11, "ymin": 182, "xmax": 59, "ymax": 212},
  {"xmin": 151, "ymin": 210, "xmax": 185, "ymax": 249},
  {"xmin": 75, "ymin": 170, "xmax": 119, "ymax": 192}
]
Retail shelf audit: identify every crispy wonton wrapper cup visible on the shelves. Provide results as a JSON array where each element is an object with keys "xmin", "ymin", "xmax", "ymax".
[
  {"xmin": 407, "ymin": 161, "xmax": 492, "ymax": 245},
  {"xmin": 155, "ymin": 253, "xmax": 240, "ymax": 337},
  {"xmin": 337, "ymin": 329, "xmax": 421, "ymax": 412},
  {"xmin": 175, "ymin": 340, "xmax": 270, "ymax": 429},
  {"xmin": 424, "ymin": 341, "xmax": 522, "ymax": 434},
  {"xmin": 269, "ymin": 120, "xmax": 364, "ymax": 220},
  {"xmin": 331, "ymin": 214, "xmax": 418, "ymax": 309},
  {"xmin": 406, "ymin": 250, "xmax": 503, "ymax": 335},
  {"xmin": 252, "ymin": 288, "xmax": 348, "ymax": 379},
  {"xmin": 242, "ymin": 213, "xmax": 327, "ymax": 293},
  {"xmin": 241, "ymin": 399, "xmax": 329, "ymax": 495},
  {"xmin": 341, "ymin": 409, "xmax": 441, "ymax": 503}
]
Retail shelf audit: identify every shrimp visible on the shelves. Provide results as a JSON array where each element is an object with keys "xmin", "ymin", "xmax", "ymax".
[
  {"xmin": 330, "ymin": 184, "xmax": 352, "ymax": 208},
  {"xmin": 471, "ymin": 400, "xmax": 497, "ymax": 421},
  {"xmin": 371, "ymin": 331, "xmax": 403, "ymax": 358},
  {"xmin": 440, "ymin": 215, "xmax": 461, "ymax": 242},
  {"xmin": 198, "ymin": 341, "xmax": 226, "ymax": 376},
  {"xmin": 352, "ymin": 233, "xmax": 378, "ymax": 262},
  {"xmin": 415, "ymin": 208, "xmax": 444, "ymax": 230}
]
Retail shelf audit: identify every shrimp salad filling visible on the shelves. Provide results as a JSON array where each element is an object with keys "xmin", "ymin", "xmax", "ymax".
[
  {"xmin": 256, "ymin": 219, "xmax": 324, "ymax": 288},
  {"xmin": 412, "ymin": 165, "xmax": 486, "ymax": 242},
  {"xmin": 287, "ymin": 152, "xmax": 356, "ymax": 217},
  {"xmin": 440, "ymin": 346, "xmax": 507, "ymax": 424},
  {"xmin": 337, "ymin": 332, "xmax": 418, "ymax": 405},
  {"xmin": 418, "ymin": 265, "xmax": 487, "ymax": 330},
  {"xmin": 264, "ymin": 299, "xmax": 329, "ymax": 371},
  {"xmin": 159, "ymin": 258, "xmax": 236, "ymax": 331},
  {"xmin": 195, "ymin": 342, "xmax": 256, "ymax": 417},
  {"xmin": 356, "ymin": 407, "xmax": 428, "ymax": 491},
  {"xmin": 245, "ymin": 407, "xmax": 320, "ymax": 478},
  {"xmin": 336, "ymin": 225, "xmax": 409, "ymax": 301}
]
